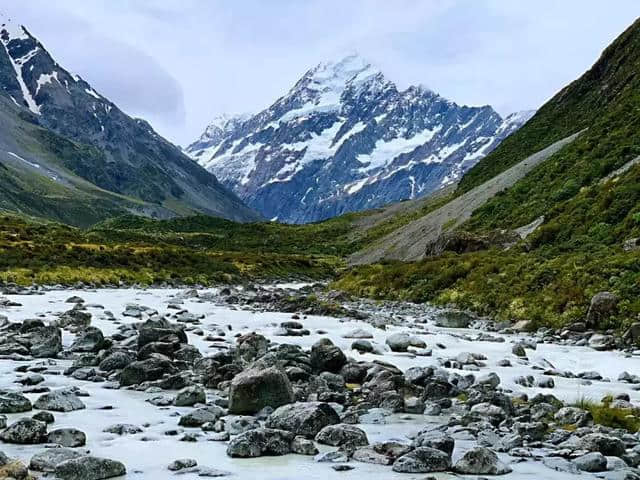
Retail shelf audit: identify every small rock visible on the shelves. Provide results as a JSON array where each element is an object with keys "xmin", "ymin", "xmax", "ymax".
[
  {"xmin": 168, "ymin": 458, "xmax": 197, "ymax": 471},
  {"xmin": 453, "ymin": 447, "xmax": 512, "ymax": 475}
]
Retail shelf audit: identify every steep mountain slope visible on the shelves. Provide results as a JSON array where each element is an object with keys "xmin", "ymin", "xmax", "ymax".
[
  {"xmin": 349, "ymin": 131, "xmax": 583, "ymax": 264},
  {"xmin": 336, "ymin": 17, "xmax": 640, "ymax": 330},
  {"xmin": 0, "ymin": 16, "xmax": 260, "ymax": 223},
  {"xmin": 189, "ymin": 54, "xmax": 533, "ymax": 223},
  {"xmin": 0, "ymin": 94, "xmax": 171, "ymax": 226}
]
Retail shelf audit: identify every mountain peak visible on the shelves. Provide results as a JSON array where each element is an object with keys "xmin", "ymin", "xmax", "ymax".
[
  {"xmin": 205, "ymin": 113, "xmax": 251, "ymax": 134},
  {"xmin": 185, "ymin": 113, "xmax": 251, "ymax": 160},
  {"xmin": 0, "ymin": 13, "xmax": 29, "ymax": 42},
  {"xmin": 293, "ymin": 53, "xmax": 383, "ymax": 98},
  {"xmin": 312, "ymin": 53, "xmax": 378, "ymax": 82}
]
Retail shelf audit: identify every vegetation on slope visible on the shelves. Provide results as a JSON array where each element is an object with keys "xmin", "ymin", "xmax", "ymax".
[
  {"xmin": 459, "ymin": 17, "xmax": 640, "ymax": 193},
  {"xmin": 0, "ymin": 214, "xmax": 339, "ymax": 286},
  {"xmin": 333, "ymin": 17, "xmax": 640, "ymax": 331}
]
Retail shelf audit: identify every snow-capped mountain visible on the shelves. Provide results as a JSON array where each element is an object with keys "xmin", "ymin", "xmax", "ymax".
[
  {"xmin": 188, "ymin": 54, "xmax": 535, "ymax": 223},
  {"xmin": 186, "ymin": 113, "xmax": 251, "ymax": 163},
  {"xmin": 0, "ymin": 14, "xmax": 260, "ymax": 222}
]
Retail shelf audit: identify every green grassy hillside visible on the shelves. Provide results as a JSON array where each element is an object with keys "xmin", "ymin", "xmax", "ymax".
[
  {"xmin": 334, "ymin": 17, "xmax": 640, "ymax": 331},
  {"xmin": 0, "ymin": 214, "xmax": 340, "ymax": 286}
]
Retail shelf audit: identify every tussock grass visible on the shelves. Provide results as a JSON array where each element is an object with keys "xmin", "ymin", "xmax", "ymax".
[{"xmin": 573, "ymin": 397, "xmax": 640, "ymax": 432}]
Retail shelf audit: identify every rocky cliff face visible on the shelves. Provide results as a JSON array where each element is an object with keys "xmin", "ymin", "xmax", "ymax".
[
  {"xmin": 188, "ymin": 54, "xmax": 533, "ymax": 222},
  {"xmin": 0, "ymin": 15, "xmax": 260, "ymax": 222}
]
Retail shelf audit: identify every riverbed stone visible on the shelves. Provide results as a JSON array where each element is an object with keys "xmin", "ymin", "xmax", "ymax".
[
  {"xmin": 573, "ymin": 452, "xmax": 608, "ymax": 472},
  {"xmin": 69, "ymin": 327, "xmax": 105, "ymax": 353},
  {"xmin": 291, "ymin": 436, "xmax": 318, "ymax": 455},
  {"xmin": 30, "ymin": 448, "xmax": 86, "ymax": 472},
  {"xmin": 315, "ymin": 424, "xmax": 369, "ymax": 447},
  {"xmin": 0, "ymin": 417, "xmax": 46, "ymax": 444},
  {"xmin": 178, "ymin": 406, "xmax": 224, "ymax": 427},
  {"xmin": 47, "ymin": 428, "xmax": 86, "ymax": 447},
  {"xmin": 226, "ymin": 428, "xmax": 294, "ymax": 457},
  {"xmin": 119, "ymin": 357, "xmax": 177, "ymax": 386},
  {"xmin": 392, "ymin": 447, "xmax": 451, "ymax": 473},
  {"xmin": 453, "ymin": 447, "xmax": 512, "ymax": 475},
  {"xmin": 579, "ymin": 433, "xmax": 626, "ymax": 457},
  {"xmin": 0, "ymin": 390, "xmax": 32, "ymax": 413},
  {"xmin": 228, "ymin": 366, "xmax": 294, "ymax": 414},
  {"xmin": 310, "ymin": 338, "xmax": 347, "ymax": 373},
  {"xmin": 385, "ymin": 333, "xmax": 411, "ymax": 352},
  {"xmin": 55, "ymin": 455, "xmax": 126, "ymax": 480},
  {"xmin": 266, "ymin": 402, "xmax": 340, "ymax": 438},
  {"xmin": 34, "ymin": 390, "xmax": 85, "ymax": 412},
  {"xmin": 174, "ymin": 385, "xmax": 206, "ymax": 407},
  {"xmin": 586, "ymin": 292, "xmax": 618, "ymax": 328}
]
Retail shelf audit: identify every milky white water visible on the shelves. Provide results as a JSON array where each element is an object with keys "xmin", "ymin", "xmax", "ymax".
[{"xmin": 0, "ymin": 287, "xmax": 638, "ymax": 479}]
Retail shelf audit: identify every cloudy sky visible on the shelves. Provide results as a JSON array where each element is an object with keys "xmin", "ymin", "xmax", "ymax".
[{"xmin": 4, "ymin": 1, "xmax": 640, "ymax": 146}]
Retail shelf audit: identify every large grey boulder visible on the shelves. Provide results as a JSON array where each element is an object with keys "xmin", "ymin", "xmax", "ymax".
[
  {"xmin": 137, "ymin": 320, "xmax": 187, "ymax": 349},
  {"xmin": 167, "ymin": 458, "xmax": 197, "ymax": 471},
  {"xmin": 412, "ymin": 431, "xmax": 455, "ymax": 456},
  {"xmin": 47, "ymin": 428, "xmax": 86, "ymax": 447},
  {"xmin": 266, "ymin": 402, "xmax": 340, "ymax": 438},
  {"xmin": 228, "ymin": 367, "xmax": 294, "ymax": 414},
  {"xmin": 57, "ymin": 309, "xmax": 91, "ymax": 330},
  {"xmin": 30, "ymin": 448, "xmax": 86, "ymax": 472},
  {"xmin": 453, "ymin": 447, "xmax": 512, "ymax": 475},
  {"xmin": 223, "ymin": 416, "xmax": 261, "ymax": 435},
  {"xmin": 119, "ymin": 357, "xmax": 177, "ymax": 386},
  {"xmin": 572, "ymin": 452, "xmax": 607, "ymax": 472},
  {"xmin": 291, "ymin": 436, "xmax": 319, "ymax": 455},
  {"xmin": 174, "ymin": 385, "xmax": 206, "ymax": 407},
  {"xmin": 99, "ymin": 351, "xmax": 134, "ymax": 372},
  {"xmin": 55, "ymin": 456, "xmax": 126, "ymax": 480},
  {"xmin": 342, "ymin": 328, "xmax": 373, "ymax": 339},
  {"xmin": 434, "ymin": 310, "xmax": 473, "ymax": 328},
  {"xmin": 178, "ymin": 406, "xmax": 224, "ymax": 427},
  {"xmin": 235, "ymin": 332, "xmax": 269, "ymax": 363},
  {"xmin": 352, "ymin": 447, "xmax": 394, "ymax": 465},
  {"xmin": 34, "ymin": 390, "xmax": 85, "ymax": 412},
  {"xmin": 586, "ymin": 292, "xmax": 618, "ymax": 328},
  {"xmin": 0, "ymin": 390, "xmax": 32, "ymax": 413},
  {"xmin": 315, "ymin": 424, "xmax": 369, "ymax": 447},
  {"xmin": 226, "ymin": 428, "xmax": 294, "ymax": 458},
  {"xmin": 22, "ymin": 325, "xmax": 63, "ymax": 357},
  {"xmin": 69, "ymin": 327, "xmax": 104, "ymax": 353},
  {"xmin": 0, "ymin": 417, "xmax": 46, "ymax": 444},
  {"xmin": 579, "ymin": 433, "xmax": 626, "ymax": 457},
  {"xmin": 310, "ymin": 338, "xmax": 347, "ymax": 373},
  {"xmin": 392, "ymin": 447, "xmax": 452, "ymax": 473},
  {"xmin": 102, "ymin": 424, "xmax": 143, "ymax": 435},
  {"xmin": 385, "ymin": 333, "xmax": 412, "ymax": 352},
  {"xmin": 554, "ymin": 407, "xmax": 592, "ymax": 427}
]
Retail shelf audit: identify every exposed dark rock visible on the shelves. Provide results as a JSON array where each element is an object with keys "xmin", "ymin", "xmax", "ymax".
[
  {"xmin": 228, "ymin": 366, "xmax": 294, "ymax": 414},
  {"xmin": 226, "ymin": 428, "xmax": 294, "ymax": 458},
  {"xmin": 55, "ymin": 455, "xmax": 126, "ymax": 480},
  {"xmin": 266, "ymin": 402, "xmax": 340, "ymax": 438}
]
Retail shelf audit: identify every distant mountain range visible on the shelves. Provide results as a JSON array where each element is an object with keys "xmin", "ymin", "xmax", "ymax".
[
  {"xmin": 0, "ymin": 14, "xmax": 260, "ymax": 226},
  {"xmin": 187, "ymin": 54, "xmax": 534, "ymax": 223}
]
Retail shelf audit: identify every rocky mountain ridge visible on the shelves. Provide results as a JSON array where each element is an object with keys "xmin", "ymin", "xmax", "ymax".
[
  {"xmin": 188, "ymin": 54, "xmax": 534, "ymax": 222},
  {"xmin": 0, "ymin": 14, "xmax": 260, "ymax": 224}
]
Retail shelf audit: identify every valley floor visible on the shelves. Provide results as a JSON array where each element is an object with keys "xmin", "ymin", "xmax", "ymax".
[{"xmin": 0, "ymin": 285, "xmax": 639, "ymax": 478}]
